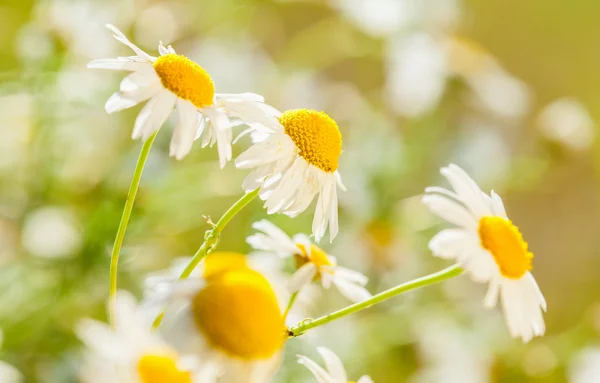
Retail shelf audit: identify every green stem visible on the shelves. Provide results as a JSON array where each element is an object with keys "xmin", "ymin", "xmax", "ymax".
[
  {"xmin": 178, "ymin": 188, "xmax": 259, "ymax": 279},
  {"xmin": 109, "ymin": 132, "xmax": 158, "ymax": 328},
  {"xmin": 283, "ymin": 291, "xmax": 299, "ymax": 322},
  {"xmin": 288, "ymin": 264, "xmax": 463, "ymax": 337},
  {"xmin": 152, "ymin": 188, "xmax": 259, "ymax": 328}
]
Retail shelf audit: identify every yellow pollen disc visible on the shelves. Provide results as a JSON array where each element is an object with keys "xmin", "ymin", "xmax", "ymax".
[
  {"xmin": 153, "ymin": 54, "xmax": 215, "ymax": 108},
  {"xmin": 478, "ymin": 216, "xmax": 533, "ymax": 279},
  {"xmin": 202, "ymin": 252, "xmax": 248, "ymax": 279},
  {"xmin": 191, "ymin": 269, "xmax": 285, "ymax": 360},
  {"xmin": 279, "ymin": 109, "xmax": 342, "ymax": 173},
  {"xmin": 137, "ymin": 354, "xmax": 191, "ymax": 383}
]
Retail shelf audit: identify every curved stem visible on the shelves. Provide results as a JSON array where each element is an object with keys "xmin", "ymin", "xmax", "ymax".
[
  {"xmin": 288, "ymin": 264, "xmax": 463, "ymax": 337},
  {"xmin": 109, "ymin": 132, "xmax": 158, "ymax": 328},
  {"xmin": 178, "ymin": 188, "xmax": 260, "ymax": 279},
  {"xmin": 152, "ymin": 188, "xmax": 259, "ymax": 328}
]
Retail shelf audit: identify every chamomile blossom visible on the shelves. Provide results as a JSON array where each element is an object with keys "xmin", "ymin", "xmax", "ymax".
[
  {"xmin": 146, "ymin": 268, "xmax": 286, "ymax": 383},
  {"xmin": 422, "ymin": 164, "xmax": 546, "ymax": 342},
  {"xmin": 236, "ymin": 109, "xmax": 346, "ymax": 242},
  {"xmin": 297, "ymin": 347, "xmax": 374, "ymax": 383},
  {"xmin": 89, "ymin": 24, "xmax": 278, "ymax": 167},
  {"xmin": 247, "ymin": 220, "xmax": 371, "ymax": 303},
  {"xmin": 76, "ymin": 291, "xmax": 212, "ymax": 383}
]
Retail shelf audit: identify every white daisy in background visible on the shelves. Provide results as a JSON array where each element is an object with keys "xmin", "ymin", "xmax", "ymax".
[
  {"xmin": 422, "ymin": 163, "xmax": 546, "ymax": 342},
  {"xmin": 236, "ymin": 109, "xmax": 346, "ymax": 242},
  {"xmin": 76, "ymin": 291, "xmax": 213, "ymax": 383},
  {"xmin": 89, "ymin": 24, "xmax": 279, "ymax": 167},
  {"xmin": 297, "ymin": 347, "xmax": 374, "ymax": 383},
  {"xmin": 146, "ymin": 268, "xmax": 286, "ymax": 383},
  {"xmin": 247, "ymin": 220, "xmax": 371, "ymax": 303}
]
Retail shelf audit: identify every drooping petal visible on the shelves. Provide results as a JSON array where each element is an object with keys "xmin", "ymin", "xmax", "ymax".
[
  {"xmin": 132, "ymin": 90, "xmax": 177, "ymax": 141},
  {"xmin": 169, "ymin": 99, "xmax": 198, "ymax": 160},
  {"xmin": 317, "ymin": 347, "xmax": 348, "ymax": 382},
  {"xmin": 289, "ymin": 263, "xmax": 317, "ymax": 293}
]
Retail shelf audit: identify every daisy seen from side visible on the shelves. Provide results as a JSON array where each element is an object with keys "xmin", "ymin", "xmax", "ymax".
[
  {"xmin": 89, "ymin": 24, "xmax": 279, "ymax": 167},
  {"xmin": 422, "ymin": 163, "xmax": 546, "ymax": 342},
  {"xmin": 235, "ymin": 109, "xmax": 346, "ymax": 242},
  {"xmin": 297, "ymin": 347, "xmax": 374, "ymax": 383},
  {"xmin": 145, "ymin": 267, "xmax": 286, "ymax": 383},
  {"xmin": 247, "ymin": 220, "xmax": 371, "ymax": 303}
]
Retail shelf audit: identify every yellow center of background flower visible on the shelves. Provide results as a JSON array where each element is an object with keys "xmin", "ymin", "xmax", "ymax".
[
  {"xmin": 295, "ymin": 244, "xmax": 334, "ymax": 280},
  {"xmin": 279, "ymin": 109, "xmax": 342, "ymax": 173},
  {"xmin": 478, "ymin": 216, "xmax": 533, "ymax": 279},
  {"xmin": 137, "ymin": 354, "xmax": 191, "ymax": 383},
  {"xmin": 202, "ymin": 252, "xmax": 248, "ymax": 279},
  {"xmin": 153, "ymin": 54, "xmax": 215, "ymax": 108},
  {"xmin": 191, "ymin": 269, "xmax": 285, "ymax": 359}
]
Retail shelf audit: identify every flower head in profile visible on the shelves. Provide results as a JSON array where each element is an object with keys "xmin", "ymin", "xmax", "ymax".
[
  {"xmin": 146, "ymin": 267, "xmax": 286, "ymax": 383},
  {"xmin": 236, "ymin": 109, "xmax": 346, "ymax": 242},
  {"xmin": 76, "ymin": 291, "xmax": 213, "ymax": 383},
  {"xmin": 297, "ymin": 347, "xmax": 373, "ymax": 383},
  {"xmin": 422, "ymin": 164, "xmax": 546, "ymax": 342},
  {"xmin": 89, "ymin": 25, "xmax": 278, "ymax": 167},
  {"xmin": 247, "ymin": 220, "xmax": 370, "ymax": 303}
]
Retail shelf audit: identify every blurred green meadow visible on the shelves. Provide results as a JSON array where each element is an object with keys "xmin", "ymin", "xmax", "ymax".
[{"xmin": 1, "ymin": 0, "xmax": 600, "ymax": 382}]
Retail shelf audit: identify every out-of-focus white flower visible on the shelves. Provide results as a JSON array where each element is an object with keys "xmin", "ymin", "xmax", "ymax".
[
  {"xmin": 247, "ymin": 220, "xmax": 370, "ymax": 302},
  {"xmin": 146, "ymin": 269, "xmax": 285, "ymax": 383},
  {"xmin": 410, "ymin": 313, "xmax": 491, "ymax": 383},
  {"xmin": 236, "ymin": 109, "xmax": 345, "ymax": 242},
  {"xmin": 422, "ymin": 164, "xmax": 546, "ymax": 342},
  {"xmin": 386, "ymin": 34, "xmax": 448, "ymax": 117},
  {"xmin": 89, "ymin": 25, "xmax": 278, "ymax": 166},
  {"xmin": 76, "ymin": 291, "xmax": 213, "ymax": 383},
  {"xmin": 21, "ymin": 207, "xmax": 82, "ymax": 259},
  {"xmin": 297, "ymin": 347, "xmax": 373, "ymax": 383},
  {"xmin": 333, "ymin": 0, "xmax": 414, "ymax": 37},
  {"xmin": 537, "ymin": 98, "xmax": 595, "ymax": 151},
  {"xmin": 569, "ymin": 347, "xmax": 600, "ymax": 383}
]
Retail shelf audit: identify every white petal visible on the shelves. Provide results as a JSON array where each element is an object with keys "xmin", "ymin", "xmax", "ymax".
[
  {"xmin": 483, "ymin": 277, "xmax": 500, "ymax": 308},
  {"xmin": 428, "ymin": 228, "xmax": 471, "ymax": 259},
  {"xmin": 491, "ymin": 190, "xmax": 508, "ymax": 218},
  {"xmin": 333, "ymin": 278, "xmax": 372, "ymax": 302},
  {"xmin": 422, "ymin": 194, "xmax": 478, "ymax": 228},
  {"xmin": 497, "ymin": 276, "xmax": 546, "ymax": 343},
  {"xmin": 317, "ymin": 347, "xmax": 347, "ymax": 382},
  {"xmin": 297, "ymin": 355, "xmax": 334, "ymax": 383},
  {"xmin": 132, "ymin": 91, "xmax": 176, "ymax": 141},
  {"xmin": 357, "ymin": 376, "xmax": 375, "ymax": 383},
  {"xmin": 88, "ymin": 57, "xmax": 148, "ymax": 71},
  {"xmin": 266, "ymin": 158, "xmax": 309, "ymax": 214},
  {"xmin": 202, "ymin": 107, "xmax": 233, "ymax": 168},
  {"xmin": 250, "ymin": 220, "xmax": 296, "ymax": 251},
  {"xmin": 441, "ymin": 164, "xmax": 491, "ymax": 217},
  {"xmin": 105, "ymin": 24, "xmax": 154, "ymax": 62},
  {"xmin": 460, "ymin": 249, "xmax": 497, "ymax": 283},
  {"xmin": 333, "ymin": 266, "xmax": 369, "ymax": 285},
  {"xmin": 289, "ymin": 263, "xmax": 317, "ymax": 293},
  {"xmin": 104, "ymin": 84, "xmax": 160, "ymax": 114},
  {"xmin": 235, "ymin": 134, "xmax": 295, "ymax": 169},
  {"xmin": 169, "ymin": 99, "xmax": 198, "ymax": 160}
]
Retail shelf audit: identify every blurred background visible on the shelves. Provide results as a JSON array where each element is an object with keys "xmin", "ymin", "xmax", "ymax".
[{"xmin": 1, "ymin": 0, "xmax": 600, "ymax": 382}]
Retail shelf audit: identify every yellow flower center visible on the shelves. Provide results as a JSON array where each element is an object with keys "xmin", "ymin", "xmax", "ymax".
[
  {"xmin": 202, "ymin": 252, "xmax": 248, "ymax": 279},
  {"xmin": 279, "ymin": 109, "xmax": 342, "ymax": 173},
  {"xmin": 191, "ymin": 269, "xmax": 285, "ymax": 360},
  {"xmin": 294, "ymin": 244, "xmax": 334, "ymax": 281},
  {"xmin": 153, "ymin": 54, "xmax": 215, "ymax": 108},
  {"xmin": 478, "ymin": 216, "xmax": 533, "ymax": 279},
  {"xmin": 137, "ymin": 354, "xmax": 191, "ymax": 383}
]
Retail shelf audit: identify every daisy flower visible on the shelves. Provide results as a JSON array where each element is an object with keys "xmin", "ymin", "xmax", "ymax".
[
  {"xmin": 422, "ymin": 164, "xmax": 546, "ymax": 342},
  {"xmin": 146, "ymin": 268, "xmax": 286, "ymax": 383},
  {"xmin": 89, "ymin": 24, "xmax": 278, "ymax": 167},
  {"xmin": 76, "ymin": 291, "xmax": 213, "ymax": 383},
  {"xmin": 236, "ymin": 109, "xmax": 346, "ymax": 242},
  {"xmin": 297, "ymin": 347, "xmax": 373, "ymax": 383},
  {"xmin": 247, "ymin": 220, "xmax": 371, "ymax": 303}
]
